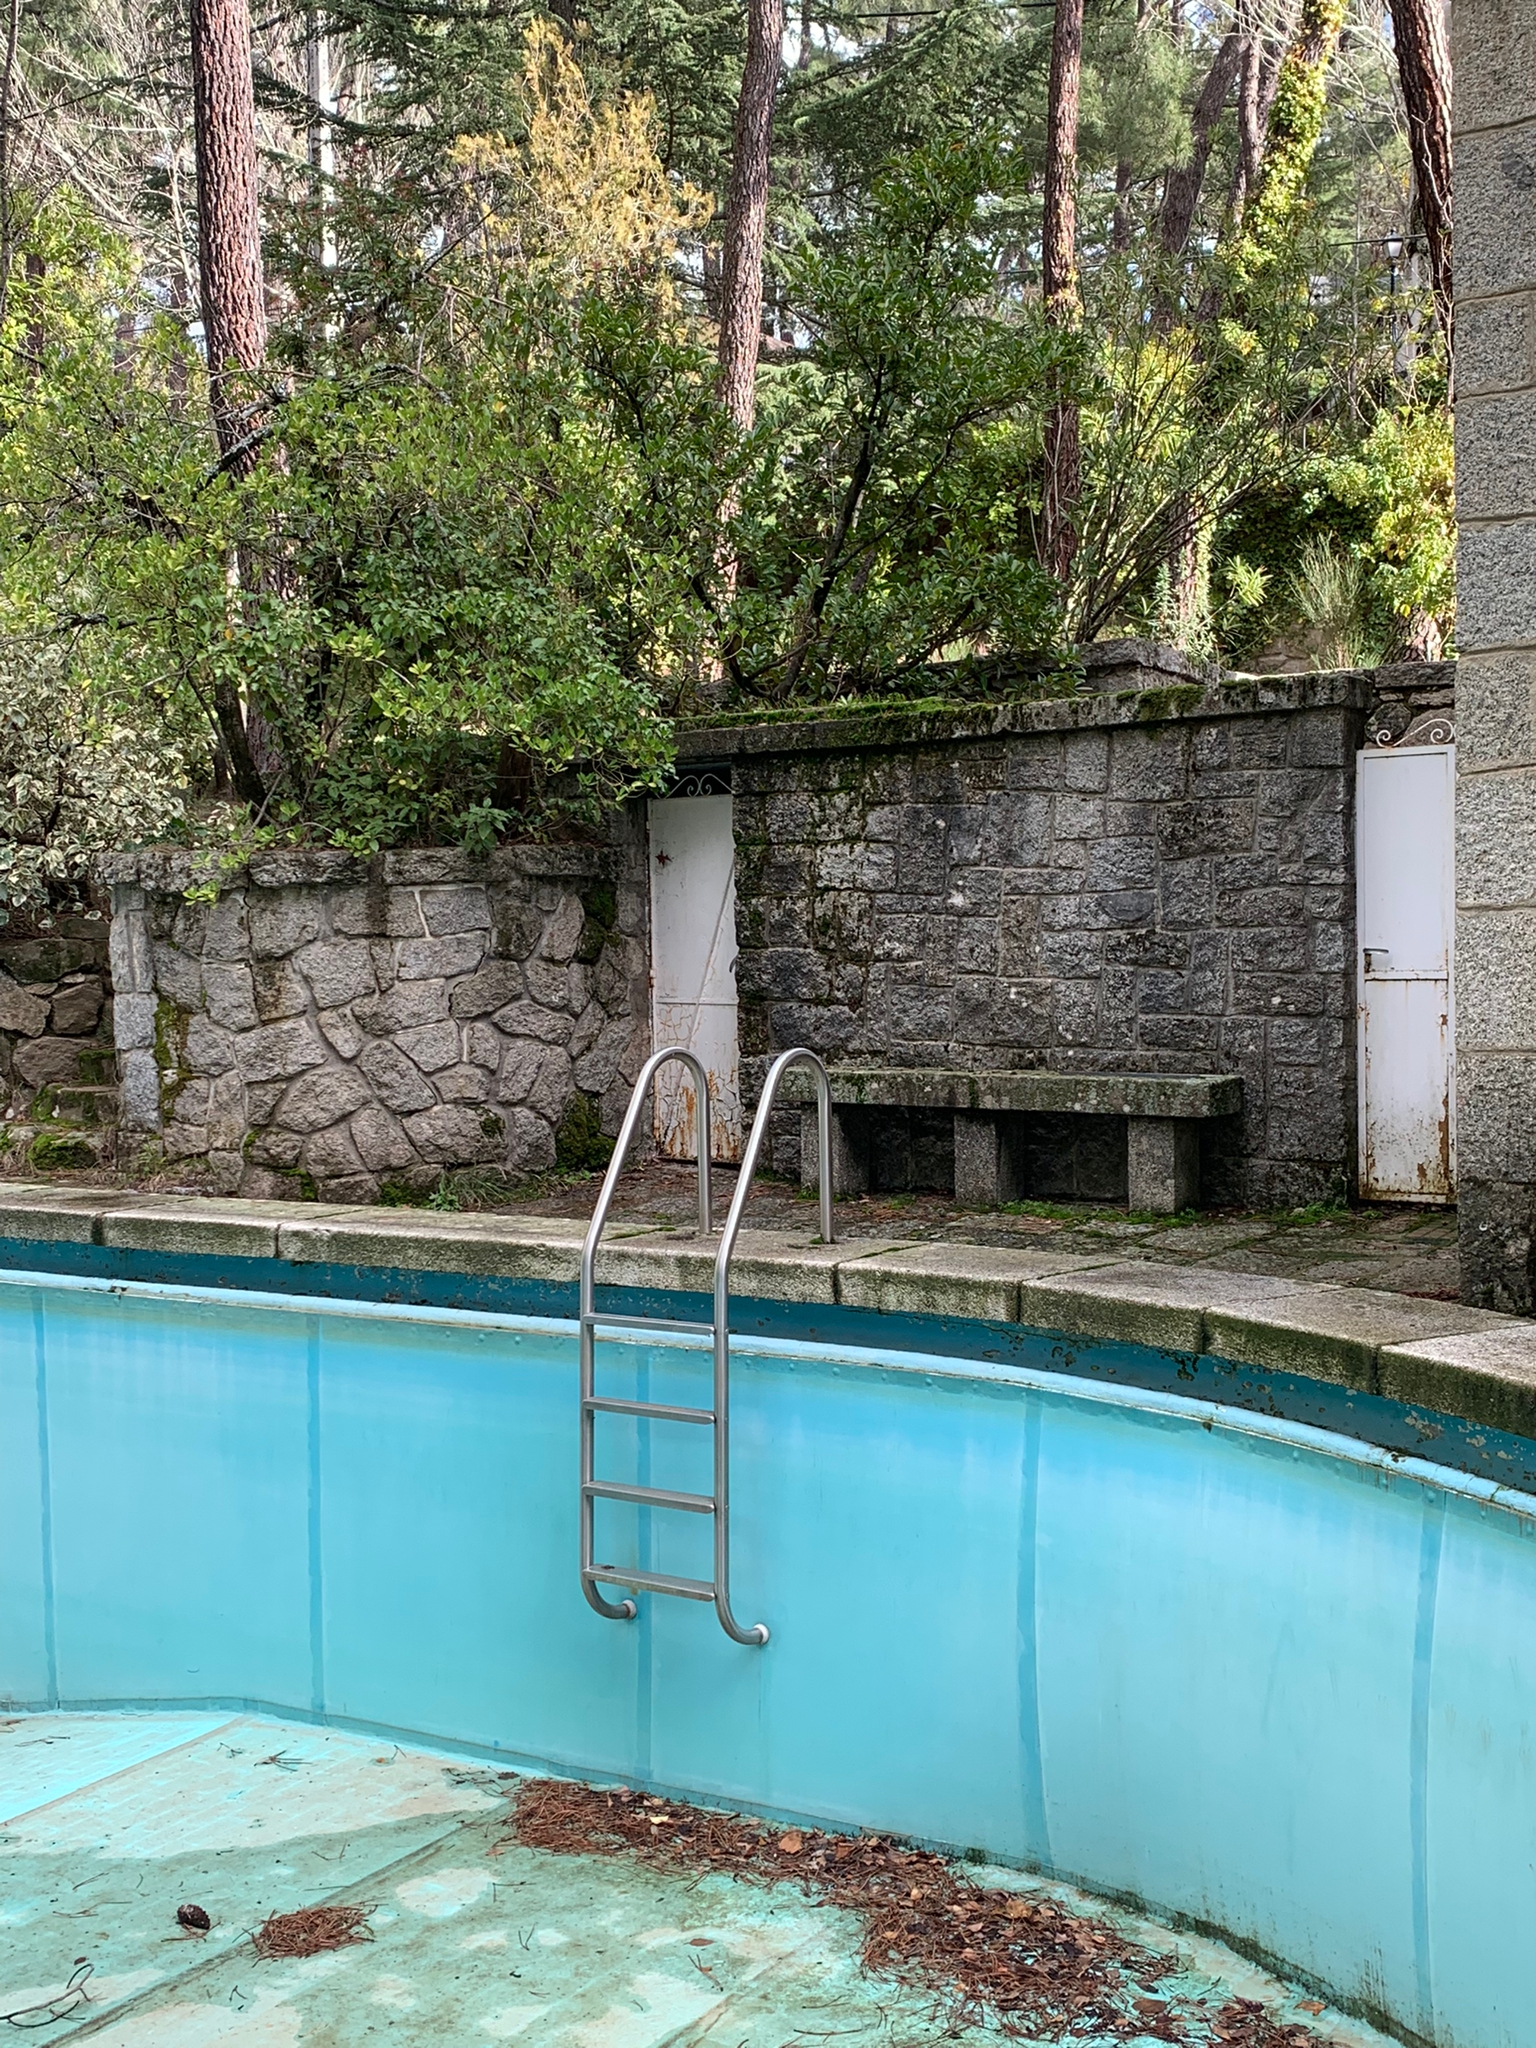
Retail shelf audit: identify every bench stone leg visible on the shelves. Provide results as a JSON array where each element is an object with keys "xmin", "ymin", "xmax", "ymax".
[
  {"xmin": 800, "ymin": 1105, "xmax": 869, "ymax": 1197},
  {"xmin": 953, "ymin": 1112, "xmax": 1024, "ymax": 1207},
  {"xmin": 1126, "ymin": 1118, "xmax": 1200, "ymax": 1214}
]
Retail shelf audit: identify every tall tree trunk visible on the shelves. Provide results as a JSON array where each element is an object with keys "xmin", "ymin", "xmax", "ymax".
[
  {"xmin": 1159, "ymin": 30, "xmax": 1243, "ymax": 256},
  {"xmin": 190, "ymin": 0, "xmax": 267, "ymax": 469},
  {"xmin": 1389, "ymin": 0, "xmax": 1452, "ymax": 346},
  {"xmin": 0, "ymin": 0, "xmax": 24, "ymax": 334},
  {"xmin": 1041, "ymin": 0, "xmax": 1084, "ymax": 589},
  {"xmin": 306, "ymin": 17, "xmax": 338, "ymax": 276},
  {"xmin": 717, "ymin": 0, "xmax": 785, "ymax": 432},
  {"xmin": 189, "ymin": 0, "xmax": 269, "ymax": 807},
  {"xmin": 1112, "ymin": 158, "xmax": 1135, "ymax": 250}
]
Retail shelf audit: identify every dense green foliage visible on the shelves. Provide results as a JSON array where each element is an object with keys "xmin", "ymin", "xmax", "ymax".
[{"xmin": 0, "ymin": 0, "xmax": 1452, "ymax": 896}]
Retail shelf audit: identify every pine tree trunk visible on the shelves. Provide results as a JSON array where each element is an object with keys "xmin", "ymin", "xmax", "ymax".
[
  {"xmin": 1159, "ymin": 31, "xmax": 1242, "ymax": 256},
  {"xmin": 717, "ymin": 0, "xmax": 785, "ymax": 432},
  {"xmin": 189, "ymin": 0, "xmax": 270, "ymax": 807},
  {"xmin": 190, "ymin": 0, "xmax": 267, "ymax": 469},
  {"xmin": 1389, "ymin": 0, "xmax": 1452, "ymax": 347},
  {"xmin": 1041, "ymin": 0, "xmax": 1085, "ymax": 588}
]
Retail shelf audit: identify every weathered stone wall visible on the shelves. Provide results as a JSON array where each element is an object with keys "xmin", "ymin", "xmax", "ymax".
[
  {"xmin": 1452, "ymin": 0, "xmax": 1536, "ymax": 1309},
  {"xmin": 0, "ymin": 908, "xmax": 116, "ymax": 1169},
  {"xmin": 103, "ymin": 839, "xmax": 649, "ymax": 1201},
  {"xmin": 691, "ymin": 671, "xmax": 1372, "ymax": 1208}
]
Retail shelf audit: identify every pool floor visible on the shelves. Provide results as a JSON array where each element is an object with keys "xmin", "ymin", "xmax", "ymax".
[{"xmin": 0, "ymin": 1714, "xmax": 1391, "ymax": 2048}]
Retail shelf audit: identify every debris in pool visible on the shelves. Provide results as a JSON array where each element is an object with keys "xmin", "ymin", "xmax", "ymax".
[
  {"xmin": 0, "ymin": 1957, "xmax": 92, "ymax": 2025},
  {"xmin": 1210, "ymin": 1999, "xmax": 1317, "ymax": 2047},
  {"xmin": 509, "ymin": 1779, "xmax": 1173, "ymax": 2037},
  {"xmin": 508, "ymin": 1781, "xmax": 1347, "ymax": 2046},
  {"xmin": 251, "ymin": 1903, "xmax": 374, "ymax": 1959},
  {"xmin": 176, "ymin": 1903, "xmax": 212, "ymax": 1934}
]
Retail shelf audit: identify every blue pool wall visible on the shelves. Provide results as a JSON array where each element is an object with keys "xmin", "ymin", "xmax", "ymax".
[
  {"xmin": 4, "ymin": 1263, "xmax": 1535, "ymax": 2048},
  {"xmin": 3, "ymin": 1231, "xmax": 1534, "ymax": 1496}
]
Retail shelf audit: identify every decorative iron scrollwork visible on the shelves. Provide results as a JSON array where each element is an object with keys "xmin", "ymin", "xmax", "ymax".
[
  {"xmin": 664, "ymin": 762, "xmax": 732, "ymax": 797},
  {"xmin": 1365, "ymin": 708, "xmax": 1455, "ymax": 749}
]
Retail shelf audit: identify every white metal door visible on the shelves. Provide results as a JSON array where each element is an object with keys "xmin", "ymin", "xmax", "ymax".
[
  {"xmin": 1356, "ymin": 745, "xmax": 1455, "ymax": 1201},
  {"xmin": 648, "ymin": 794, "xmax": 742, "ymax": 1162}
]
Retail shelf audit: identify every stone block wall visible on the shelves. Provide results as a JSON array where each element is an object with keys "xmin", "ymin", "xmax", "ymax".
[
  {"xmin": 0, "ymin": 909, "xmax": 116, "ymax": 1169},
  {"xmin": 1453, "ymin": 0, "xmax": 1536, "ymax": 1308},
  {"xmin": 693, "ymin": 671, "xmax": 1370, "ymax": 1208},
  {"xmin": 102, "ymin": 839, "xmax": 649, "ymax": 1201}
]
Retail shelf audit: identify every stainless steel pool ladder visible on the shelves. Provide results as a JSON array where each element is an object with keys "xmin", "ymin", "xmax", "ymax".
[{"xmin": 579, "ymin": 1046, "xmax": 836, "ymax": 1647}]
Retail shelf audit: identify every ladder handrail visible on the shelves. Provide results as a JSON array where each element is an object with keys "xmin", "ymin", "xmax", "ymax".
[
  {"xmin": 577, "ymin": 1043, "xmax": 836, "ymax": 1646},
  {"xmin": 579, "ymin": 1045, "xmax": 713, "ymax": 1320},
  {"xmin": 708, "ymin": 1047, "xmax": 835, "ymax": 1645},
  {"xmin": 579, "ymin": 1045, "xmax": 712, "ymax": 1622}
]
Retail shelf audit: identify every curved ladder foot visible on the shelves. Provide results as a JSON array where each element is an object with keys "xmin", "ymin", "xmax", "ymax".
[{"xmin": 582, "ymin": 1581, "xmax": 637, "ymax": 1622}]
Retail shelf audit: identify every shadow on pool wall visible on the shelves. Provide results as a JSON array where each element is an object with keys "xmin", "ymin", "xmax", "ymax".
[{"xmin": 2, "ymin": 1268, "xmax": 1531, "ymax": 2048}]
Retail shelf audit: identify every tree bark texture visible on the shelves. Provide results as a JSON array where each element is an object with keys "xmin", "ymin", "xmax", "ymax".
[
  {"xmin": 717, "ymin": 0, "xmax": 785, "ymax": 432},
  {"xmin": 1159, "ymin": 30, "xmax": 1242, "ymax": 255},
  {"xmin": 1042, "ymin": 0, "xmax": 1085, "ymax": 586},
  {"xmin": 190, "ymin": 0, "xmax": 267, "ymax": 466},
  {"xmin": 190, "ymin": 0, "xmax": 270, "ymax": 808},
  {"xmin": 1389, "ymin": 0, "xmax": 1452, "ymax": 343}
]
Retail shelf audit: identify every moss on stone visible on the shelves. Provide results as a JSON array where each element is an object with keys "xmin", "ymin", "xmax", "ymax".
[
  {"xmin": 29, "ymin": 1129, "xmax": 95, "ymax": 1169},
  {"xmin": 556, "ymin": 1090, "xmax": 614, "ymax": 1172},
  {"xmin": 1130, "ymin": 682, "xmax": 1207, "ymax": 723},
  {"xmin": 153, "ymin": 997, "xmax": 193, "ymax": 1121},
  {"xmin": 575, "ymin": 879, "xmax": 618, "ymax": 965}
]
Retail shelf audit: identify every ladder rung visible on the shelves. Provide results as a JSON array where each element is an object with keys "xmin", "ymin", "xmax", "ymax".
[
  {"xmin": 582, "ymin": 1311, "xmax": 714, "ymax": 1338},
  {"xmin": 585, "ymin": 1565, "xmax": 716, "ymax": 1603},
  {"xmin": 583, "ymin": 1480, "xmax": 715, "ymax": 1514},
  {"xmin": 585, "ymin": 1396, "xmax": 716, "ymax": 1425}
]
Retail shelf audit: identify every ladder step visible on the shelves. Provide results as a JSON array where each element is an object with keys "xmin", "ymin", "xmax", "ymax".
[
  {"xmin": 585, "ymin": 1396, "xmax": 716, "ymax": 1425},
  {"xmin": 582, "ymin": 1311, "xmax": 714, "ymax": 1338},
  {"xmin": 583, "ymin": 1480, "xmax": 715, "ymax": 1514},
  {"xmin": 585, "ymin": 1565, "xmax": 716, "ymax": 1603}
]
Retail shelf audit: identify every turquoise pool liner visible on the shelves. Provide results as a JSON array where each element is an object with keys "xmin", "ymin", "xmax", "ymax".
[{"xmin": 3, "ymin": 1265, "xmax": 1533, "ymax": 2048}]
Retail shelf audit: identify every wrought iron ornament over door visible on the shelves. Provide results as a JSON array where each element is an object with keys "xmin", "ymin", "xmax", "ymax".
[
  {"xmin": 648, "ymin": 791, "xmax": 743, "ymax": 1162},
  {"xmin": 1355, "ymin": 742, "xmax": 1455, "ymax": 1201}
]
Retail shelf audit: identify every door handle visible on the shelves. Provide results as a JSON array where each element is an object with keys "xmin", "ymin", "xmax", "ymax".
[{"xmin": 1363, "ymin": 947, "xmax": 1391, "ymax": 973}]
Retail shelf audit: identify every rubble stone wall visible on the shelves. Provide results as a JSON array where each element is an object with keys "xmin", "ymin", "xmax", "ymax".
[
  {"xmin": 103, "ymin": 839, "xmax": 649, "ymax": 1201},
  {"xmin": 0, "ymin": 909, "xmax": 116, "ymax": 1169}
]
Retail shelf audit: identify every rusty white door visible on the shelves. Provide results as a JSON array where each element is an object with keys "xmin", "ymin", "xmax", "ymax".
[
  {"xmin": 648, "ymin": 793, "xmax": 742, "ymax": 1162},
  {"xmin": 1356, "ymin": 744, "xmax": 1455, "ymax": 1201}
]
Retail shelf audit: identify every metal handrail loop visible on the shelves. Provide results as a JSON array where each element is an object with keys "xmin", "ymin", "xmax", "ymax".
[
  {"xmin": 578, "ymin": 1046, "xmax": 712, "ymax": 1621},
  {"xmin": 709, "ymin": 1047, "xmax": 835, "ymax": 1645}
]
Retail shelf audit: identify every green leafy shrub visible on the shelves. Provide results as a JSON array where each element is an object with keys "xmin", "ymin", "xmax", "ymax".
[{"xmin": 0, "ymin": 637, "xmax": 187, "ymax": 918}]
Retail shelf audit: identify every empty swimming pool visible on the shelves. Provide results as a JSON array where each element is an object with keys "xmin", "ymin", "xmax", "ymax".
[{"xmin": 2, "ymin": 1266, "xmax": 1532, "ymax": 2048}]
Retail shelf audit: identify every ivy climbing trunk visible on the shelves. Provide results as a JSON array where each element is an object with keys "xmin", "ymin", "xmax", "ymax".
[
  {"xmin": 1240, "ymin": 0, "xmax": 1348, "ymax": 257},
  {"xmin": 190, "ymin": 0, "xmax": 270, "ymax": 808},
  {"xmin": 717, "ymin": 0, "xmax": 785, "ymax": 432},
  {"xmin": 1041, "ymin": 0, "xmax": 1084, "ymax": 589}
]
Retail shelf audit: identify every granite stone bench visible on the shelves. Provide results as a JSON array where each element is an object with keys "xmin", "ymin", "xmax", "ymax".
[{"xmin": 784, "ymin": 1068, "xmax": 1244, "ymax": 1215}]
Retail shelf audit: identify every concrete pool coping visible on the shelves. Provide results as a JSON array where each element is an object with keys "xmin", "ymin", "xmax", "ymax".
[{"xmin": 2, "ymin": 1181, "xmax": 1534, "ymax": 1445}]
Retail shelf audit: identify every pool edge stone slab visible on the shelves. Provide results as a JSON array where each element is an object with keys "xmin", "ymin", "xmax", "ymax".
[{"xmin": 2, "ymin": 1183, "xmax": 1536, "ymax": 1449}]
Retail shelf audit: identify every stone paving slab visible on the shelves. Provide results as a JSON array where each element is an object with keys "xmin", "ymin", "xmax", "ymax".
[
  {"xmin": 835, "ymin": 1241, "xmax": 1122, "ymax": 1324},
  {"xmin": 2, "ymin": 1183, "xmax": 1534, "ymax": 1450}
]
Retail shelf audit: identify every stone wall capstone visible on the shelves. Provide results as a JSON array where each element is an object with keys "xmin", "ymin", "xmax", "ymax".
[
  {"xmin": 686, "ymin": 668, "xmax": 1375, "ymax": 1208},
  {"xmin": 102, "ymin": 837, "xmax": 649, "ymax": 1200}
]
